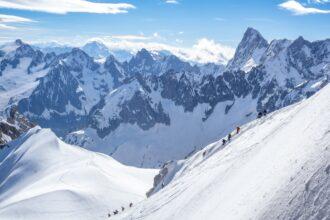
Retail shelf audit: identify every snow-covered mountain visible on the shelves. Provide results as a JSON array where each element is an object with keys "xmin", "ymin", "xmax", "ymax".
[
  {"xmin": 0, "ymin": 127, "xmax": 157, "ymax": 220},
  {"xmin": 81, "ymin": 41, "xmax": 112, "ymax": 60},
  {"xmin": 81, "ymin": 41, "xmax": 135, "ymax": 62},
  {"xmin": 34, "ymin": 42, "xmax": 73, "ymax": 55},
  {"xmin": 0, "ymin": 39, "xmax": 56, "ymax": 112},
  {"xmin": 120, "ymin": 84, "xmax": 330, "ymax": 220},
  {"xmin": 1, "ymin": 28, "xmax": 329, "ymax": 168},
  {"xmin": 227, "ymin": 27, "xmax": 269, "ymax": 72}
]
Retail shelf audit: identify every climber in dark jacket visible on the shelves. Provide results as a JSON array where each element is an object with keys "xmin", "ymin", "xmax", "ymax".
[
  {"xmin": 257, "ymin": 112, "xmax": 263, "ymax": 118},
  {"xmin": 228, "ymin": 133, "xmax": 232, "ymax": 141},
  {"xmin": 129, "ymin": 203, "xmax": 133, "ymax": 208},
  {"xmin": 222, "ymin": 139, "xmax": 226, "ymax": 145}
]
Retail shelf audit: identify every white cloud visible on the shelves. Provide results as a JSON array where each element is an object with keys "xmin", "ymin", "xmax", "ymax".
[
  {"xmin": 190, "ymin": 38, "xmax": 235, "ymax": 63},
  {"xmin": 0, "ymin": 14, "xmax": 35, "ymax": 30},
  {"xmin": 308, "ymin": 0, "xmax": 329, "ymax": 3},
  {"xmin": 0, "ymin": 23, "xmax": 16, "ymax": 30},
  {"xmin": 165, "ymin": 0, "xmax": 179, "ymax": 4},
  {"xmin": 0, "ymin": 14, "xmax": 35, "ymax": 23},
  {"xmin": 279, "ymin": 0, "xmax": 330, "ymax": 15},
  {"xmin": 85, "ymin": 36, "xmax": 235, "ymax": 64},
  {"xmin": 88, "ymin": 32, "xmax": 163, "ymax": 42},
  {"xmin": 0, "ymin": 0, "xmax": 135, "ymax": 14}
]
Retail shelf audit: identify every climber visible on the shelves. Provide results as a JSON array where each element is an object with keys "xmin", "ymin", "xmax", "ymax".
[
  {"xmin": 113, "ymin": 210, "xmax": 118, "ymax": 215},
  {"xmin": 263, "ymin": 109, "xmax": 267, "ymax": 116},
  {"xmin": 227, "ymin": 133, "xmax": 232, "ymax": 141},
  {"xmin": 222, "ymin": 139, "xmax": 226, "ymax": 146},
  {"xmin": 121, "ymin": 207, "xmax": 125, "ymax": 212},
  {"xmin": 236, "ymin": 126, "xmax": 241, "ymax": 134},
  {"xmin": 129, "ymin": 203, "xmax": 133, "ymax": 208},
  {"xmin": 108, "ymin": 213, "xmax": 111, "ymax": 218},
  {"xmin": 257, "ymin": 112, "xmax": 263, "ymax": 118}
]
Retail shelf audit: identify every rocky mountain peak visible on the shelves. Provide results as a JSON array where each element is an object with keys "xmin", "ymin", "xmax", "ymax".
[
  {"xmin": 14, "ymin": 39, "xmax": 24, "ymax": 46},
  {"xmin": 227, "ymin": 27, "xmax": 269, "ymax": 72},
  {"xmin": 128, "ymin": 48, "xmax": 155, "ymax": 74},
  {"xmin": 135, "ymin": 48, "xmax": 154, "ymax": 62},
  {"xmin": 16, "ymin": 43, "xmax": 38, "ymax": 57},
  {"xmin": 64, "ymin": 48, "xmax": 96, "ymax": 68},
  {"xmin": 105, "ymin": 54, "xmax": 117, "ymax": 64},
  {"xmin": 289, "ymin": 36, "xmax": 311, "ymax": 52},
  {"xmin": 243, "ymin": 27, "xmax": 267, "ymax": 44}
]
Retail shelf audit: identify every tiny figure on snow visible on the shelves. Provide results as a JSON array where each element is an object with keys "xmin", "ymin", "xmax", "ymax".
[
  {"xmin": 121, "ymin": 207, "xmax": 125, "ymax": 211},
  {"xmin": 113, "ymin": 210, "xmax": 118, "ymax": 215},
  {"xmin": 129, "ymin": 203, "xmax": 133, "ymax": 208},
  {"xmin": 203, "ymin": 151, "xmax": 206, "ymax": 157},
  {"xmin": 222, "ymin": 139, "xmax": 226, "ymax": 146},
  {"xmin": 257, "ymin": 112, "xmax": 263, "ymax": 118},
  {"xmin": 236, "ymin": 126, "xmax": 240, "ymax": 134},
  {"xmin": 108, "ymin": 213, "xmax": 111, "ymax": 218},
  {"xmin": 263, "ymin": 109, "xmax": 267, "ymax": 116},
  {"xmin": 227, "ymin": 133, "xmax": 232, "ymax": 141}
]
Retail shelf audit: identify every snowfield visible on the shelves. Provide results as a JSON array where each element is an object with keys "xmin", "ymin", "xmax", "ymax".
[
  {"xmin": 0, "ymin": 85, "xmax": 329, "ymax": 220},
  {"xmin": 0, "ymin": 127, "xmax": 158, "ymax": 220},
  {"xmin": 117, "ymin": 85, "xmax": 330, "ymax": 220}
]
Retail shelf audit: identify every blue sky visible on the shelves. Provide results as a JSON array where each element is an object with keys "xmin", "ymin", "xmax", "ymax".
[{"xmin": 0, "ymin": 0, "xmax": 329, "ymax": 57}]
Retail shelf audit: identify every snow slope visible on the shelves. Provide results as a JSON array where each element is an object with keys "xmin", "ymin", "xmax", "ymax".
[
  {"xmin": 119, "ymin": 85, "xmax": 330, "ymax": 220},
  {"xmin": 0, "ymin": 127, "xmax": 157, "ymax": 220}
]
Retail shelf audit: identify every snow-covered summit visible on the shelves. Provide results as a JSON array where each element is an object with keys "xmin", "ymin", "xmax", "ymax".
[{"xmin": 81, "ymin": 40, "xmax": 112, "ymax": 60}]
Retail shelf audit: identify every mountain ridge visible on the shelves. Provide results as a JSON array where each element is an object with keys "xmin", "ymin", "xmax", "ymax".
[{"xmin": 0, "ymin": 27, "xmax": 329, "ymax": 167}]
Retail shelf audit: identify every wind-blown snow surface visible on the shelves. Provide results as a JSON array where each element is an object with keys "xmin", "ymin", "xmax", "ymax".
[
  {"xmin": 119, "ymin": 85, "xmax": 330, "ymax": 220},
  {"xmin": 0, "ymin": 127, "xmax": 157, "ymax": 220}
]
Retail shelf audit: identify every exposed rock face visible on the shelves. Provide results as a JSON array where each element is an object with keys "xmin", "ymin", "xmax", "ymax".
[
  {"xmin": 0, "ymin": 106, "xmax": 35, "ymax": 146},
  {"xmin": 146, "ymin": 161, "xmax": 172, "ymax": 197},
  {"xmin": 93, "ymin": 90, "xmax": 170, "ymax": 138}
]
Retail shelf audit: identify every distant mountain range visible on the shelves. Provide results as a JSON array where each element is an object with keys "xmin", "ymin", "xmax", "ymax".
[
  {"xmin": 34, "ymin": 41, "xmax": 134, "ymax": 62},
  {"xmin": 0, "ymin": 28, "xmax": 329, "ymax": 167}
]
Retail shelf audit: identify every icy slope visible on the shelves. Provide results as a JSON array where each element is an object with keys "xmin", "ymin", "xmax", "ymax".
[
  {"xmin": 121, "ymin": 85, "xmax": 330, "ymax": 220},
  {"xmin": 0, "ymin": 127, "xmax": 157, "ymax": 220}
]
